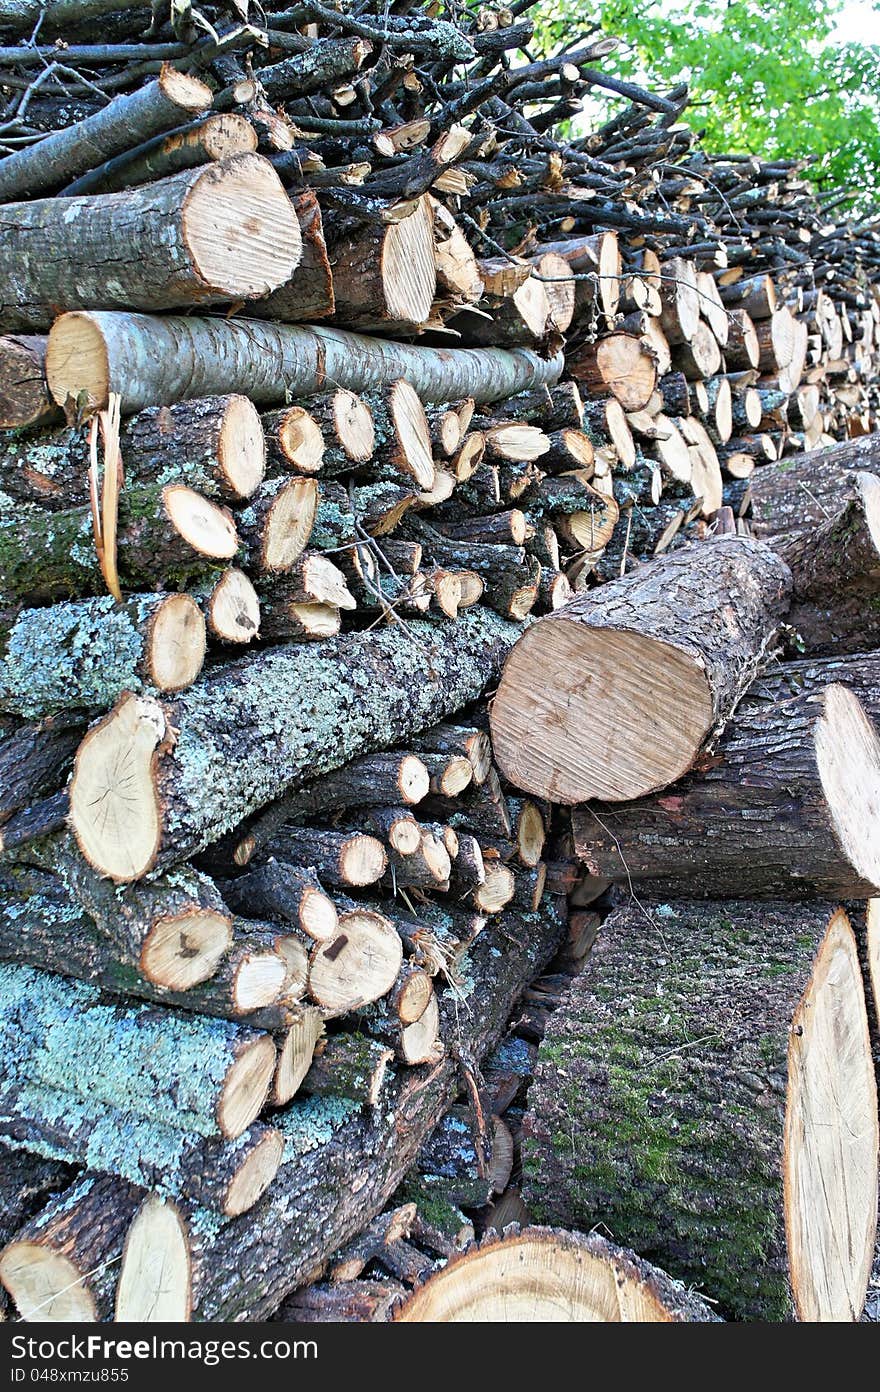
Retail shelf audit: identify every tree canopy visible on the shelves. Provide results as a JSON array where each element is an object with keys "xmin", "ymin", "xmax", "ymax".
[{"xmin": 532, "ymin": 0, "xmax": 880, "ymax": 207}]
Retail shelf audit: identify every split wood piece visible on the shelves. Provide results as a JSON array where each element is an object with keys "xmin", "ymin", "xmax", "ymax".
[
  {"xmin": 0, "ymin": 1079, "xmax": 282, "ymax": 1218},
  {"xmin": 508, "ymin": 799, "xmax": 546, "ymax": 869},
  {"xmin": 309, "ymin": 908, "xmax": 404, "ymax": 1016},
  {"xmin": 262, "ymin": 406, "xmax": 325, "ymax": 476},
  {"xmin": 0, "ymin": 66, "xmax": 213, "ymax": 202},
  {"xmin": 495, "ymin": 382, "xmax": 585, "ymax": 433},
  {"xmin": 110, "ymin": 900, "xmax": 565, "ymax": 1322},
  {"xmin": 780, "ymin": 471, "xmax": 880, "ymax": 654},
  {"xmin": 273, "ymin": 1007, "xmax": 326, "ymax": 1107},
  {"xmin": 19, "ymin": 833, "xmax": 232, "ymax": 992},
  {"xmin": 329, "ymin": 195, "xmax": 436, "ymax": 332},
  {"xmin": 391, "ymin": 965, "xmax": 436, "ymax": 1026},
  {"xmin": 0, "ymin": 396, "xmax": 265, "ymax": 508},
  {"xmin": 255, "ymin": 829, "xmax": 387, "ymax": 890},
  {"xmin": 452, "ymin": 255, "xmax": 574, "ymax": 348},
  {"xmin": 0, "ymin": 867, "xmax": 307, "ymax": 1032},
  {"xmin": 237, "ymin": 476, "xmax": 318, "ymax": 574},
  {"xmin": 719, "ymin": 272, "xmax": 777, "ymax": 319},
  {"xmin": 648, "ymin": 416, "xmax": 692, "ymax": 484},
  {"xmin": 572, "ymin": 658, "xmax": 880, "ymax": 898},
  {"xmin": 254, "ymin": 189, "xmax": 335, "ymax": 323},
  {"xmin": 538, "ymin": 231, "xmax": 621, "ymax": 324},
  {"xmin": 415, "ymin": 724, "xmax": 493, "ymax": 785},
  {"xmin": 0, "ymin": 156, "xmax": 301, "ymax": 332},
  {"xmin": 511, "ymin": 864, "xmax": 548, "ymax": 915},
  {"xmin": 0, "ymin": 1174, "xmax": 141, "ymax": 1323},
  {"xmin": 696, "ymin": 271, "xmax": 729, "ymax": 346},
  {"xmin": 61, "ymin": 113, "xmax": 259, "ymax": 196},
  {"xmin": 0, "ymin": 335, "xmax": 58, "ymax": 429},
  {"xmin": 522, "ymin": 900, "xmax": 878, "ymax": 1322},
  {"xmin": 700, "ymin": 376, "xmax": 734, "ymax": 444},
  {"xmin": 657, "ymin": 257, "xmax": 700, "ymax": 345},
  {"xmin": 0, "ymin": 962, "xmax": 276, "ymax": 1140},
  {"xmin": 0, "ymin": 713, "xmax": 82, "ymax": 827},
  {"xmin": 196, "ymin": 569, "xmax": 261, "ymax": 646},
  {"xmin": 318, "ymin": 380, "xmax": 435, "ymax": 490},
  {"xmin": 679, "ymin": 416, "xmax": 724, "ymax": 515},
  {"xmin": 46, "ymin": 312, "xmax": 564, "ymax": 417},
  {"xmin": 749, "ymin": 435, "xmax": 880, "ymax": 536},
  {"xmin": 492, "ymin": 536, "xmax": 791, "ymax": 802},
  {"xmin": 0, "ymin": 594, "xmax": 206, "ymax": 718},
  {"xmin": 276, "ymin": 1279, "xmax": 406, "ymax": 1323},
  {"xmin": 536, "ymin": 430, "xmax": 595, "ymax": 475},
  {"xmin": 672, "ymin": 322, "xmax": 722, "ymax": 380},
  {"xmin": 568, "ymin": 332, "xmax": 658, "ymax": 412},
  {"xmin": 394, "ymin": 1227, "xmax": 720, "ymax": 1322},
  {"xmin": 724, "ymin": 309, "xmax": 761, "ymax": 370},
  {"xmin": 582, "ymin": 396, "xmax": 636, "ymax": 467},
  {"xmin": 448, "ymin": 835, "xmax": 486, "ymax": 896},
  {"xmin": 0, "ymin": 483, "xmax": 238, "ymax": 607},
  {"xmin": 754, "ymin": 308, "xmax": 808, "ymax": 394},
  {"xmin": 300, "ymin": 1035, "xmax": 394, "ymax": 1108},
  {"xmin": 329, "ymin": 1205, "xmax": 417, "ymax": 1283},
  {"xmin": 216, "ymin": 861, "xmax": 338, "ymax": 944},
  {"xmin": 425, "ymin": 406, "xmax": 464, "ymax": 458},
  {"xmin": 311, "ymin": 479, "xmax": 414, "ymax": 545},
  {"xmin": 431, "ymin": 199, "xmax": 484, "ymax": 310},
  {"xmin": 483, "ymin": 421, "xmax": 551, "ymax": 463},
  {"xmin": 67, "ymin": 610, "xmax": 519, "ymax": 883}
]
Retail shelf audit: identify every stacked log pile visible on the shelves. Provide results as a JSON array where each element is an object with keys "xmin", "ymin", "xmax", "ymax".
[{"xmin": 0, "ymin": 0, "xmax": 879, "ymax": 1325}]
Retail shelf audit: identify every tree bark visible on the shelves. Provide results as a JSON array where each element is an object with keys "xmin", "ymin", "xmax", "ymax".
[
  {"xmin": 0, "ymin": 66, "xmax": 213, "ymax": 201},
  {"xmin": 69, "ymin": 608, "xmax": 520, "ymax": 883},
  {"xmin": 46, "ymin": 312, "xmax": 565, "ymax": 417},
  {"xmin": 572, "ymin": 657, "xmax": 880, "ymax": 899},
  {"xmin": 750, "ymin": 435, "xmax": 880, "ymax": 537},
  {"xmin": 0, "ymin": 593, "xmax": 206, "ymax": 717},
  {"xmin": 0, "ymin": 155, "xmax": 301, "ymax": 332},
  {"xmin": 299, "ymin": 1034, "xmax": 394, "ymax": 1108},
  {"xmin": 254, "ymin": 189, "xmax": 335, "ymax": 323},
  {"xmin": 0, "ymin": 961, "xmax": 276, "ymax": 1140},
  {"xmin": 0, "ymin": 712, "xmax": 82, "ymax": 824},
  {"xmin": 60, "ymin": 113, "xmax": 259, "ymax": 196},
  {"xmin": 522, "ymin": 899, "xmax": 878, "ymax": 1321},
  {"xmin": 0, "ymin": 334, "xmax": 59, "ymax": 428},
  {"xmin": 491, "ymin": 537, "xmax": 791, "ymax": 803}
]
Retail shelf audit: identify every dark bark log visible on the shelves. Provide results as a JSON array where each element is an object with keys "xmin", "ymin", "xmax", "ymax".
[
  {"xmin": 216, "ymin": 860, "xmax": 338, "ymax": 944},
  {"xmin": 254, "ymin": 189, "xmax": 336, "ymax": 323},
  {"xmin": 300, "ymin": 1034, "xmax": 394, "ymax": 1108},
  {"xmin": 522, "ymin": 899, "xmax": 877, "ymax": 1321},
  {"xmin": 491, "ymin": 537, "xmax": 792, "ymax": 803},
  {"xmin": 274, "ymin": 1278, "xmax": 405, "ymax": 1322},
  {"xmin": 0, "ymin": 712, "xmax": 82, "ymax": 823},
  {"xmin": 750, "ymin": 435, "xmax": 880, "ymax": 537},
  {"xmin": 0, "ymin": 335, "xmax": 59, "ymax": 429}
]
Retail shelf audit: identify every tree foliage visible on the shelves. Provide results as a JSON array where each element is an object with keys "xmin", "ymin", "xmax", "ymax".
[{"xmin": 533, "ymin": 0, "xmax": 880, "ymax": 206}]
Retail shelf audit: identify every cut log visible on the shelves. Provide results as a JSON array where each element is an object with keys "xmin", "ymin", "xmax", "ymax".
[
  {"xmin": 111, "ymin": 898, "xmax": 565, "ymax": 1321},
  {"xmin": 253, "ymin": 189, "xmax": 335, "ymax": 323},
  {"xmin": 780, "ymin": 471, "xmax": 880, "ymax": 653},
  {"xmin": 522, "ymin": 900, "xmax": 878, "ymax": 1321},
  {"xmin": 750, "ymin": 435, "xmax": 880, "ymax": 536},
  {"xmin": 491, "ymin": 537, "xmax": 791, "ymax": 803},
  {"xmin": 0, "ymin": 1079, "xmax": 282, "ymax": 1217},
  {"xmin": 390, "ymin": 965, "xmax": 436, "ymax": 1026},
  {"xmin": 328, "ymin": 1204, "xmax": 417, "ymax": 1284},
  {"xmin": 234, "ymin": 751, "xmax": 430, "ymax": 833},
  {"xmin": 276, "ymin": 1278, "xmax": 405, "ymax": 1323},
  {"xmin": 273, "ymin": 1006, "xmax": 326, "ymax": 1107},
  {"xmin": 216, "ymin": 860, "xmax": 338, "ymax": 944},
  {"xmin": 754, "ymin": 308, "xmax": 808, "ymax": 394},
  {"xmin": 573, "ymin": 660, "xmax": 880, "ymax": 899},
  {"xmin": 255, "ymin": 829, "xmax": 387, "ymax": 889},
  {"xmin": 308, "ymin": 908, "xmax": 404, "ymax": 1015},
  {"xmin": 68, "ymin": 609, "xmax": 519, "ymax": 882},
  {"xmin": 658, "ymin": 256, "xmax": 700, "ymax": 344},
  {"xmin": 0, "ymin": 594, "xmax": 206, "ymax": 717},
  {"xmin": 0, "ymin": 1150, "xmax": 73, "ymax": 1257},
  {"xmin": 329, "ymin": 195, "xmax": 436, "ymax": 332},
  {"xmin": 0, "ymin": 483, "xmax": 238, "ymax": 607},
  {"xmin": 0, "ymin": 1174, "xmax": 141, "ymax": 1322},
  {"xmin": 60, "ymin": 113, "xmax": 259, "ymax": 196},
  {"xmin": 0, "ymin": 155, "xmax": 301, "ymax": 331},
  {"xmin": 724, "ymin": 309, "xmax": 760, "ymax": 369},
  {"xmin": 719, "ymin": 272, "xmax": 777, "ymax": 319},
  {"xmin": 394, "ymin": 1227, "xmax": 720, "ymax": 1322},
  {"xmin": 0, "ymin": 335, "xmax": 58, "ymax": 429},
  {"xmin": 196, "ymin": 568, "xmax": 261, "ymax": 646},
  {"xmin": 262, "ymin": 405, "xmax": 325, "ymax": 476},
  {"xmin": 568, "ymin": 332, "xmax": 657, "ymax": 411},
  {"xmin": 300, "ymin": 1034, "xmax": 394, "ymax": 1108},
  {"xmin": 236, "ymin": 476, "xmax": 318, "ymax": 574},
  {"xmin": 0, "ymin": 66, "xmax": 213, "ymax": 202},
  {"xmin": 0, "ymin": 962, "xmax": 276, "ymax": 1140}
]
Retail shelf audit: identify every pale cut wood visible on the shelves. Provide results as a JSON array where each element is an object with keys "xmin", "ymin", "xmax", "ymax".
[
  {"xmin": 330, "ymin": 194, "xmax": 436, "ymax": 331},
  {"xmin": 569, "ymin": 333, "xmax": 657, "ymax": 411}
]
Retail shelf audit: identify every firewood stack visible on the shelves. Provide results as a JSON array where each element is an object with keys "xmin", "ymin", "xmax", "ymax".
[{"xmin": 0, "ymin": 0, "xmax": 879, "ymax": 1325}]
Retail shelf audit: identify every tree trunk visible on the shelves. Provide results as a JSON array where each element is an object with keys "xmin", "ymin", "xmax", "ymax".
[
  {"xmin": 491, "ymin": 537, "xmax": 791, "ymax": 803},
  {"xmin": 572, "ymin": 657, "xmax": 880, "ymax": 899},
  {"xmin": 522, "ymin": 899, "xmax": 878, "ymax": 1321},
  {"xmin": 0, "ymin": 961, "xmax": 276, "ymax": 1139},
  {"xmin": 0, "ymin": 483, "xmax": 238, "ymax": 606},
  {"xmin": 750, "ymin": 435, "xmax": 880, "ymax": 536},
  {"xmin": 394, "ymin": 1227, "xmax": 720, "ymax": 1322},
  {"xmin": 0, "ymin": 1078, "xmax": 282, "ymax": 1216},
  {"xmin": 0, "ymin": 593, "xmax": 206, "ymax": 717},
  {"xmin": 328, "ymin": 195, "xmax": 436, "ymax": 333},
  {"xmin": 0, "ymin": 335, "xmax": 59, "ymax": 428},
  {"xmin": 111, "ymin": 898, "xmax": 565, "ymax": 1321},
  {"xmin": 0, "ymin": 66, "xmax": 212, "ymax": 201},
  {"xmin": 45, "ymin": 312, "xmax": 565, "ymax": 417},
  {"xmin": 0, "ymin": 155, "xmax": 301, "ymax": 332},
  {"xmin": 68, "ymin": 608, "xmax": 520, "ymax": 883}
]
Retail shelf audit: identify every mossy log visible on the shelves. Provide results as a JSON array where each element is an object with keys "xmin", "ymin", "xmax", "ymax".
[
  {"xmin": 0, "ymin": 66, "xmax": 213, "ymax": 201},
  {"xmin": 110, "ymin": 897, "xmax": 566, "ymax": 1322},
  {"xmin": 299, "ymin": 1034, "xmax": 394, "ymax": 1108},
  {"xmin": 68, "ymin": 608, "xmax": 519, "ymax": 883},
  {"xmin": 491, "ymin": 537, "xmax": 792, "ymax": 804},
  {"xmin": 750, "ymin": 435, "xmax": 880, "ymax": 537},
  {"xmin": 0, "ymin": 864, "xmax": 306, "ymax": 1031},
  {"xmin": 45, "ymin": 312, "xmax": 564, "ymax": 417},
  {"xmin": 0, "ymin": 593, "xmax": 206, "ymax": 717},
  {"xmin": 0, "ymin": 156, "xmax": 300, "ymax": 332},
  {"xmin": 0, "ymin": 483, "xmax": 238, "ymax": 607},
  {"xmin": 394, "ymin": 1227, "xmax": 720, "ymax": 1322},
  {"xmin": 0, "ymin": 396, "xmax": 265, "ymax": 509},
  {"xmin": 0, "ymin": 1079, "xmax": 282, "ymax": 1217},
  {"xmin": 0, "ymin": 962, "xmax": 276, "ymax": 1140},
  {"xmin": 17, "ymin": 833, "xmax": 232, "ymax": 992},
  {"xmin": 522, "ymin": 900, "xmax": 878, "ymax": 1321},
  {"xmin": 0, "ymin": 1174, "xmax": 141, "ymax": 1322},
  {"xmin": 573, "ymin": 655, "xmax": 880, "ymax": 899}
]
